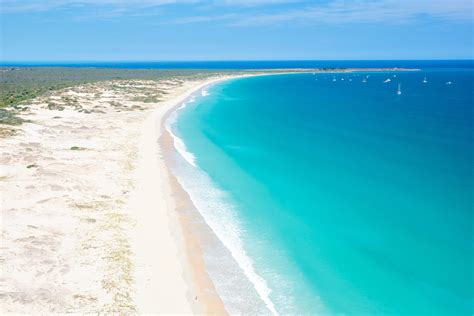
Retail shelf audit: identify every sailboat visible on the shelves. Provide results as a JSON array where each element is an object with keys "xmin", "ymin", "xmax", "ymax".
[
  {"xmin": 397, "ymin": 83, "xmax": 402, "ymax": 95},
  {"xmin": 423, "ymin": 77, "xmax": 427, "ymax": 83}
]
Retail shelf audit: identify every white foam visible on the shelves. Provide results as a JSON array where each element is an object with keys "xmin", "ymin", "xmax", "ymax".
[
  {"xmin": 178, "ymin": 96, "xmax": 195, "ymax": 110},
  {"xmin": 170, "ymin": 131, "xmax": 197, "ymax": 167},
  {"xmin": 165, "ymin": 102, "xmax": 197, "ymax": 167},
  {"xmin": 165, "ymin": 88, "xmax": 205, "ymax": 167},
  {"xmin": 172, "ymin": 160, "xmax": 278, "ymax": 315}
]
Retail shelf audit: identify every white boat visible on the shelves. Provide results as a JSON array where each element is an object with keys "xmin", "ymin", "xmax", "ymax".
[
  {"xmin": 446, "ymin": 81, "xmax": 453, "ymax": 85},
  {"xmin": 423, "ymin": 77, "xmax": 427, "ymax": 83},
  {"xmin": 332, "ymin": 76, "xmax": 336, "ymax": 82},
  {"xmin": 397, "ymin": 83, "xmax": 402, "ymax": 95},
  {"xmin": 362, "ymin": 78, "xmax": 367, "ymax": 83},
  {"xmin": 384, "ymin": 78, "xmax": 391, "ymax": 83}
]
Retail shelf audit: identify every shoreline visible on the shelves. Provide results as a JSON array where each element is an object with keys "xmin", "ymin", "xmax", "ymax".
[
  {"xmin": 158, "ymin": 74, "xmax": 277, "ymax": 314},
  {"xmin": 129, "ymin": 74, "xmax": 239, "ymax": 313}
]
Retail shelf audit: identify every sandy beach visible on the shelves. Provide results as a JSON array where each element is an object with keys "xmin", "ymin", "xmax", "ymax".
[
  {"xmin": 0, "ymin": 68, "xmax": 419, "ymax": 314},
  {"xmin": 0, "ymin": 74, "xmax": 237, "ymax": 313}
]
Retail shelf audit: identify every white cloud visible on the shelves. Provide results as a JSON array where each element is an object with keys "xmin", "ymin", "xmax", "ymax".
[
  {"xmin": 0, "ymin": 0, "xmax": 189, "ymax": 13},
  {"xmin": 232, "ymin": 0, "xmax": 474, "ymax": 25},
  {"xmin": 0, "ymin": 0, "xmax": 303, "ymax": 13},
  {"xmin": 2, "ymin": 0, "xmax": 472, "ymax": 25},
  {"xmin": 214, "ymin": 0, "xmax": 306, "ymax": 6}
]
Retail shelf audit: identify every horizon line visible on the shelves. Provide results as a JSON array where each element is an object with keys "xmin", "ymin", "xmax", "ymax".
[{"xmin": 1, "ymin": 58, "xmax": 474, "ymax": 64}]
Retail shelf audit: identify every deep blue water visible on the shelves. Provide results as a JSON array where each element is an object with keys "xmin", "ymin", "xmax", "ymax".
[
  {"xmin": 1, "ymin": 60, "xmax": 473, "ymax": 69},
  {"xmin": 171, "ymin": 68, "xmax": 473, "ymax": 314}
]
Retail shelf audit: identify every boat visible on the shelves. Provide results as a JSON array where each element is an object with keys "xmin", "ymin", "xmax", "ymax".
[
  {"xmin": 397, "ymin": 83, "xmax": 402, "ymax": 95},
  {"xmin": 332, "ymin": 76, "xmax": 336, "ymax": 82},
  {"xmin": 384, "ymin": 78, "xmax": 391, "ymax": 83},
  {"xmin": 362, "ymin": 78, "xmax": 367, "ymax": 83},
  {"xmin": 423, "ymin": 77, "xmax": 427, "ymax": 83},
  {"xmin": 446, "ymin": 81, "xmax": 453, "ymax": 85}
]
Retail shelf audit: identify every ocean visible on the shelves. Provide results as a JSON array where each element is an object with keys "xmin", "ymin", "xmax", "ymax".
[
  {"xmin": 168, "ymin": 66, "xmax": 473, "ymax": 314},
  {"xmin": 1, "ymin": 60, "xmax": 473, "ymax": 69}
]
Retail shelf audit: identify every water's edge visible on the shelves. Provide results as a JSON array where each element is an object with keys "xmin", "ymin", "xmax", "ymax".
[{"xmin": 160, "ymin": 77, "xmax": 276, "ymax": 314}]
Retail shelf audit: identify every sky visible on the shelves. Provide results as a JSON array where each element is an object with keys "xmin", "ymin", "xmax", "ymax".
[{"xmin": 0, "ymin": 0, "xmax": 473, "ymax": 61}]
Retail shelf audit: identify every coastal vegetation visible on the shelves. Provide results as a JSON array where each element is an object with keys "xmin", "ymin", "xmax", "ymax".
[
  {"xmin": 0, "ymin": 67, "xmax": 219, "ymax": 108},
  {"xmin": 0, "ymin": 67, "xmax": 220, "ymax": 126}
]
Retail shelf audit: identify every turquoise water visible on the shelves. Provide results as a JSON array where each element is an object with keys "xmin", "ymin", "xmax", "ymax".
[{"xmin": 172, "ymin": 69, "xmax": 473, "ymax": 314}]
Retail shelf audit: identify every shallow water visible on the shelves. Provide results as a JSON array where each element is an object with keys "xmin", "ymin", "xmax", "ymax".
[{"xmin": 171, "ymin": 68, "xmax": 473, "ymax": 314}]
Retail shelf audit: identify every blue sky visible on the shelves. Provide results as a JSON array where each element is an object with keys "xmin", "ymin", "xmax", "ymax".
[{"xmin": 1, "ymin": 0, "xmax": 472, "ymax": 61}]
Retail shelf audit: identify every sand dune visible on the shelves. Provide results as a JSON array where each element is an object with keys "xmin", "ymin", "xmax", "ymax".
[{"xmin": 0, "ymin": 76, "xmax": 232, "ymax": 313}]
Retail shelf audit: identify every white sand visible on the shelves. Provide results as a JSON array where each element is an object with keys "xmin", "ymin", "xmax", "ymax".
[
  {"xmin": 0, "ymin": 76, "xmax": 236, "ymax": 313},
  {"xmin": 128, "ymin": 76, "xmax": 236, "ymax": 314}
]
